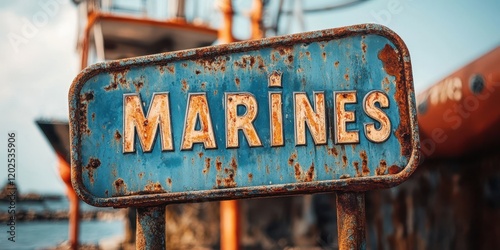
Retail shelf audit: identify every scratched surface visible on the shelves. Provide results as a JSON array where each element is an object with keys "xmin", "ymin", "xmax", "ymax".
[{"xmin": 69, "ymin": 24, "xmax": 419, "ymax": 207}]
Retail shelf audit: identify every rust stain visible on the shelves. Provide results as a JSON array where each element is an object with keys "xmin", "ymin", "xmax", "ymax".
[
  {"xmin": 84, "ymin": 92, "xmax": 94, "ymax": 101},
  {"xmin": 388, "ymin": 165, "xmax": 402, "ymax": 174},
  {"xmin": 305, "ymin": 163, "xmax": 315, "ymax": 182},
  {"xmin": 249, "ymin": 56, "xmax": 256, "ymax": 67},
  {"xmin": 294, "ymin": 163, "xmax": 302, "ymax": 181},
  {"xmin": 166, "ymin": 178, "xmax": 172, "ymax": 187},
  {"xmin": 288, "ymin": 152, "xmax": 297, "ymax": 166},
  {"xmin": 271, "ymin": 53, "xmax": 277, "ymax": 62},
  {"xmin": 277, "ymin": 46, "xmax": 293, "ymax": 56},
  {"xmin": 88, "ymin": 158, "xmax": 100, "ymax": 168},
  {"xmin": 181, "ymin": 79, "xmax": 189, "ymax": 92},
  {"xmin": 342, "ymin": 155, "xmax": 348, "ymax": 167},
  {"xmin": 138, "ymin": 172, "xmax": 144, "ymax": 179},
  {"xmin": 158, "ymin": 65, "xmax": 174, "ymax": 74},
  {"xmin": 322, "ymin": 52, "xmax": 326, "ymax": 61},
  {"xmin": 195, "ymin": 70, "xmax": 201, "ymax": 75},
  {"xmin": 144, "ymin": 181, "xmax": 163, "ymax": 192},
  {"xmin": 222, "ymin": 169, "xmax": 237, "ymax": 188},
  {"xmin": 133, "ymin": 79, "xmax": 144, "ymax": 92},
  {"xmin": 182, "ymin": 63, "xmax": 188, "ymax": 68},
  {"xmin": 203, "ymin": 158, "xmax": 211, "ymax": 174},
  {"xmin": 382, "ymin": 77, "xmax": 390, "ymax": 93},
  {"xmin": 257, "ymin": 56, "xmax": 266, "ymax": 71},
  {"xmin": 104, "ymin": 70, "xmax": 129, "ymax": 91},
  {"xmin": 378, "ymin": 44, "xmax": 412, "ymax": 158},
  {"xmin": 324, "ymin": 164, "xmax": 329, "ymax": 173},
  {"xmin": 103, "ymin": 81, "xmax": 118, "ymax": 91},
  {"xmin": 376, "ymin": 160, "xmax": 387, "ymax": 175},
  {"xmin": 91, "ymin": 113, "xmax": 95, "ymax": 121},
  {"xmin": 353, "ymin": 162, "xmax": 361, "ymax": 177},
  {"xmin": 85, "ymin": 157, "xmax": 101, "ymax": 184},
  {"xmin": 248, "ymin": 173, "xmax": 253, "ymax": 182},
  {"xmin": 334, "ymin": 61, "xmax": 340, "ymax": 68},
  {"xmin": 114, "ymin": 178, "xmax": 127, "ymax": 194},
  {"xmin": 234, "ymin": 58, "xmax": 247, "ymax": 68},
  {"xmin": 79, "ymin": 92, "xmax": 94, "ymax": 135},
  {"xmin": 340, "ymin": 174, "xmax": 350, "ymax": 179},
  {"xmin": 234, "ymin": 77, "xmax": 240, "ymax": 87},
  {"xmin": 328, "ymin": 147, "xmax": 338, "ymax": 156},
  {"xmin": 196, "ymin": 56, "xmax": 226, "ymax": 72},
  {"xmin": 114, "ymin": 130, "xmax": 122, "ymax": 141},
  {"xmin": 344, "ymin": 74, "xmax": 350, "ymax": 81},
  {"xmin": 360, "ymin": 151, "xmax": 370, "ymax": 176},
  {"xmin": 198, "ymin": 152, "xmax": 204, "ymax": 158},
  {"xmin": 216, "ymin": 157, "xmax": 222, "ymax": 171},
  {"xmin": 230, "ymin": 157, "xmax": 238, "ymax": 171},
  {"xmin": 362, "ymin": 41, "xmax": 367, "ymax": 54}
]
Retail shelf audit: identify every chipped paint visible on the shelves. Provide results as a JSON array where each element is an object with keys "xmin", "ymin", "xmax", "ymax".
[{"xmin": 69, "ymin": 24, "xmax": 419, "ymax": 207}]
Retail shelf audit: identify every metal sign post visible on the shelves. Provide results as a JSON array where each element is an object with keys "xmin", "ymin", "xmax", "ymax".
[
  {"xmin": 337, "ymin": 192, "xmax": 366, "ymax": 249},
  {"xmin": 69, "ymin": 24, "xmax": 419, "ymax": 249},
  {"xmin": 136, "ymin": 206, "xmax": 166, "ymax": 249}
]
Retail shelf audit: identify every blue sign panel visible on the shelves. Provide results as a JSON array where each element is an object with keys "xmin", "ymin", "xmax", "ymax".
[{"xmin": 69, "ymin": 24, "xmax": 419, "ymax": 207}]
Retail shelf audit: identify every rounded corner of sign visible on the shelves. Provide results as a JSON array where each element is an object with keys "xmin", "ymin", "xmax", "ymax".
[
  {"xmin": 69, "ymin": 62, "xmax": 109, "ymax": 98},
  {"xmin": 360, "ymin": 24, "xmax": 411, "ymax": 60},
  {"xmin": 72, "ymin": 183, "xmax": 99, "ymax": 206},
  {"xmin": 394, "ymin": 147, "xmax": 421, "ymax": 184},
  {"xmin": 70, "ymin": 168, "xmax": 103, "ymax": 207}
]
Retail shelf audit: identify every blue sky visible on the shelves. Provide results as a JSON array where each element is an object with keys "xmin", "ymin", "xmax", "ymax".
[{"xmin": 1, "ymin": 0, "xmax": 499, "ymax": 194}]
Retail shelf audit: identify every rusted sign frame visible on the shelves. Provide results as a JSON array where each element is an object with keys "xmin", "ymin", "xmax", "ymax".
[{"xmin": 69, "ymin": 23, "xmax": 419, "ymax": 208}]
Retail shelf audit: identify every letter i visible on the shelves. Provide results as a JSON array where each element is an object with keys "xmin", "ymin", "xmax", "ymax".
[{"xmin": 269, "ymin": 70, "xmax": 284, "ymax": 146}]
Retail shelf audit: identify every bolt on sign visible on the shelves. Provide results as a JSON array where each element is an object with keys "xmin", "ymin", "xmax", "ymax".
[{"xmin": 69, "ymin": 24, "xmax": 419, "ymax": 208}]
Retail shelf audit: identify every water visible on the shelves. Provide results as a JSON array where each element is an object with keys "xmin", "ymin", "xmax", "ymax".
[
  {"xmin": 0, "ymin": 198, "xmax": 125, "ymax": 249},
  {"xmin": 0, "ymin": 220, "xmax": 124, "ymax": 250},
  {"xmin": 0, "ymin": 198, "xmax": 108, "ymax": 213}
]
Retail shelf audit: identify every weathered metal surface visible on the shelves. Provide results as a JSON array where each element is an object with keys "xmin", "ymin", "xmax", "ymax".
[
  {"xmin": 69, "ymin": 24, "xmax": 419, "ymax": 208},
  {"xmin": 417, "ymin": 46, "xmax": 500, "ymax": 159},
  {"xmin": 337, "ymin": 192, "xmax": 366, "ymax": 250},
  {"xmin": 136, "ymin": 206, "xmax": 166, "ymax": 250}
]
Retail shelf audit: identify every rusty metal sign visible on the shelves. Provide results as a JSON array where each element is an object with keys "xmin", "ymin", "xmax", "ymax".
[{"xmin": 69, "ymin": 24, "xmax": 419, "ymax": 208}]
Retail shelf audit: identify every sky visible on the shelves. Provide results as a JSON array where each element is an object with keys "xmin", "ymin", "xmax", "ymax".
[{"xmin": 1, "ymin": 0, "xmax": 499, "ymax": 195}]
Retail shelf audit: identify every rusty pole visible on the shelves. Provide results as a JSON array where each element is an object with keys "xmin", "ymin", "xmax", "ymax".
[
  {"xmin": 136, "ymin": 206, "xmax": 166, "ymax": 250},
  {"xmin": 336, "ymin": 192, "xmax": 366, "ymax": 250}
]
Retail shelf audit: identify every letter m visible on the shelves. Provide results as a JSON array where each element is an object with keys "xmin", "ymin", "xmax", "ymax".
[{"xmin": 123, "ymin": 93, "xmax": 173, "ymax": 153}]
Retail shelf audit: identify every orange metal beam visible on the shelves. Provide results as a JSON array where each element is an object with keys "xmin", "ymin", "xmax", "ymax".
[
  {"xmin": 220, "ymin": 200, "xmax": 240, "ymax": 250},
  {"xmin": 58, "ymin": 154, "xmax": 80, "ymax": 250},
  {"xmin": 217, "ymin": 2, "xmax": 239, "ymax": 249},
  {"xmin": 218, "ymin": 0, "xmax": 235, "ymax": 43},
  {"xmin": 250, "ymin": 0, "xmax": 264, "ymax": 40}
]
